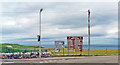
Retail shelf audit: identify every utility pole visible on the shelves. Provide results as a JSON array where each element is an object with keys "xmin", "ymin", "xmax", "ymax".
[
  {"xmin": 88, "ymin": 10, "xmax": 90, "ymax": 56},
  {"xmin": 39, "ymin": 8, "xmax": 43, "ymax": 58}
]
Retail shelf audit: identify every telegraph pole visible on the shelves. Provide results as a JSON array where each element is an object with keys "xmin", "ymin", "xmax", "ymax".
[
  {"xmin": 39, "ymin": 8, "xmax": 43, "ymax": 58},
  {"xmin": 88, "ymin": 10, "xmax": 90, "ymax": 56}
]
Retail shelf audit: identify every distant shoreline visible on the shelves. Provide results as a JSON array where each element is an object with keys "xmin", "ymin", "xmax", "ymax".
[{"xmin": 1, "ymin": 43, "xmax": 118, "ymax": 50}]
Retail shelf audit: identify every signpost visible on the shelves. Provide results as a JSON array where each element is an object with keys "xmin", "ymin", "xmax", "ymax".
[
  {"xmin": 67, "ymin": 36, "xmax": 83, "ymax": 55},
  {"xmin": 55, "ymin": 41, "xmax": 64, "ymax": 56},
  {"xmin": 88, "ymin": 10, "xmax": 91, "ymax": 56},
  {"xmin": 55, "ymin": 48, "xmax": 60, "ymax": 53}
]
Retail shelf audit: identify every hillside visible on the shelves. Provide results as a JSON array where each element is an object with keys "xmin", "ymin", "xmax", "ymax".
[
  {"xmin": 0, "ymin": 43, "xmax": 45, "ymax": 53},
  {"xmin": 0, "ymin": 43, "xmax": 119, "ymax": 55}
]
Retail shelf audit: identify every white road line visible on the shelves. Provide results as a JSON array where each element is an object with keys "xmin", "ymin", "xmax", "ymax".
[
  {"xmin": 48, "ymin": 60, "xmax": 52, "ymax": 62},
  {"xmin": 44, "ymin": 61, "xmax": 48, "ymax": 63},
  {"xmin": 2, "ymin": 62, "xmax": 14, "ymax": 63},
  {"xmin": 54, "ymin": 60, "xmax": 57, "ymax": 61},
  {"xmin": 39, "ymin": 62, "xmax": 43, "ymax": 63}
]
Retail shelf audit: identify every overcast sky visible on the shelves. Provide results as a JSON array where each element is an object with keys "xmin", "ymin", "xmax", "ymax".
[{"xmin": 0, "ymin": 2, "xmax": 118, "ymax": 47}]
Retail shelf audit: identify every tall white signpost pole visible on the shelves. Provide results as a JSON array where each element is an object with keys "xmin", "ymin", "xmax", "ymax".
[
  {"xmin": 88, "ymin": 10, "xmax": 90, "ymax": 56},
  {"xmin": 39, "ymin": 9, "xmax": 43, "ymax": 58}
]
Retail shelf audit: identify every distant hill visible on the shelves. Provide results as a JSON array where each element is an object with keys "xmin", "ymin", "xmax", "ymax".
[{"xmin": 0, "ymin": 43, "xmax": 44, "ymax": 53}]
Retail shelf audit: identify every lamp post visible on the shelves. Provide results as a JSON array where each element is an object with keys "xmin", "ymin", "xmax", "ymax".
[
  {"xmin": 39, "ymin": 8, "xmax": 43, "ymax": 58},
  {"xmin": 88, "ymin": 10, "xmax": 90, "ymax": 56}
]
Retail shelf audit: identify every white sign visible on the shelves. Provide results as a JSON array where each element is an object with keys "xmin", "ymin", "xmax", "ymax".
[
  {"xmin": 55, "ymin": 48, "xmax": 60, "ymax": 52},
  {"xmin": 55, "ymin": 41, "xmax": 64, "ymax": 48}
]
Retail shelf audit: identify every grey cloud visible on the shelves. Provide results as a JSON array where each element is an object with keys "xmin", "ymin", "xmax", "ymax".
[{"xmin": 1, "ymin": 2, "xmax": 118, "ymax": 45}]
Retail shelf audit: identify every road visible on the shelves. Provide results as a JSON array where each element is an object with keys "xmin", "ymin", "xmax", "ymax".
[{"xmin": 1, "ymin": 55, "xmax": 118, "ymax": 63}]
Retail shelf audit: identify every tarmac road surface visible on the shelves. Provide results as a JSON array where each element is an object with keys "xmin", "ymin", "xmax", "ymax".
[{"xmin": 1, "ymin": 55, "xmax": 118, "ymax": 63}]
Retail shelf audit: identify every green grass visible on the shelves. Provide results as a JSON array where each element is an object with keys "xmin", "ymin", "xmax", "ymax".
[
  {"xmin": 0, "ymin": 43, "xmax": 119, "ymax": 55},
  {"xmin": 49, "ymin": 48, "xmax": 119, "ymax": 55},
  {"xmin": 0, "ymin": 43, "xmax": 47, "ymax": 53}
]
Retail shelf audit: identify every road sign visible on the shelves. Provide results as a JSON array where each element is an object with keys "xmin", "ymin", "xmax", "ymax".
[
  {"xmin": 55, "ymin": 41, "xmax": 64, "ymax": 48},
  {"xmin": 67, "ymin": 36, "xmax": 83, "ymax": 52},
  {"xmin": 55, "ymin": 41, "xmax": 65, "ymax": 56},
  {"xmin": 55, "ymin": 48, "xmax": 60, "ymax": 52},
  {"xmin": 67, "ymin": 37, "xmax": 74, "ymax": 49}
]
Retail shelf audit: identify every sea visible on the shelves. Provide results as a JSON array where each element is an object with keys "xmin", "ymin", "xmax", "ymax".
[{"xmin": 41, "ymin": 44, "xmax": 118, "ymax": 50}]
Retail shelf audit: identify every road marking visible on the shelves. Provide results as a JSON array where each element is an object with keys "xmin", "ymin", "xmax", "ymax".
[
  {"xmin": 39, "ymin": 62, "xmax": 43, "ymax": 63},
  {"xmin": 48, "ymin": 60, "xmax": 52, "ymax": 62},
  {"xmin": 2, "ymin": 62, "xmax": 14, "ymax": 63},
  {"xmin": 53, "ymin": 60, "xmax": 57, "ymax": 61},
  {"xmin": 44, "ymin": 61, "xmax": 48, "ymax": 63}
]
